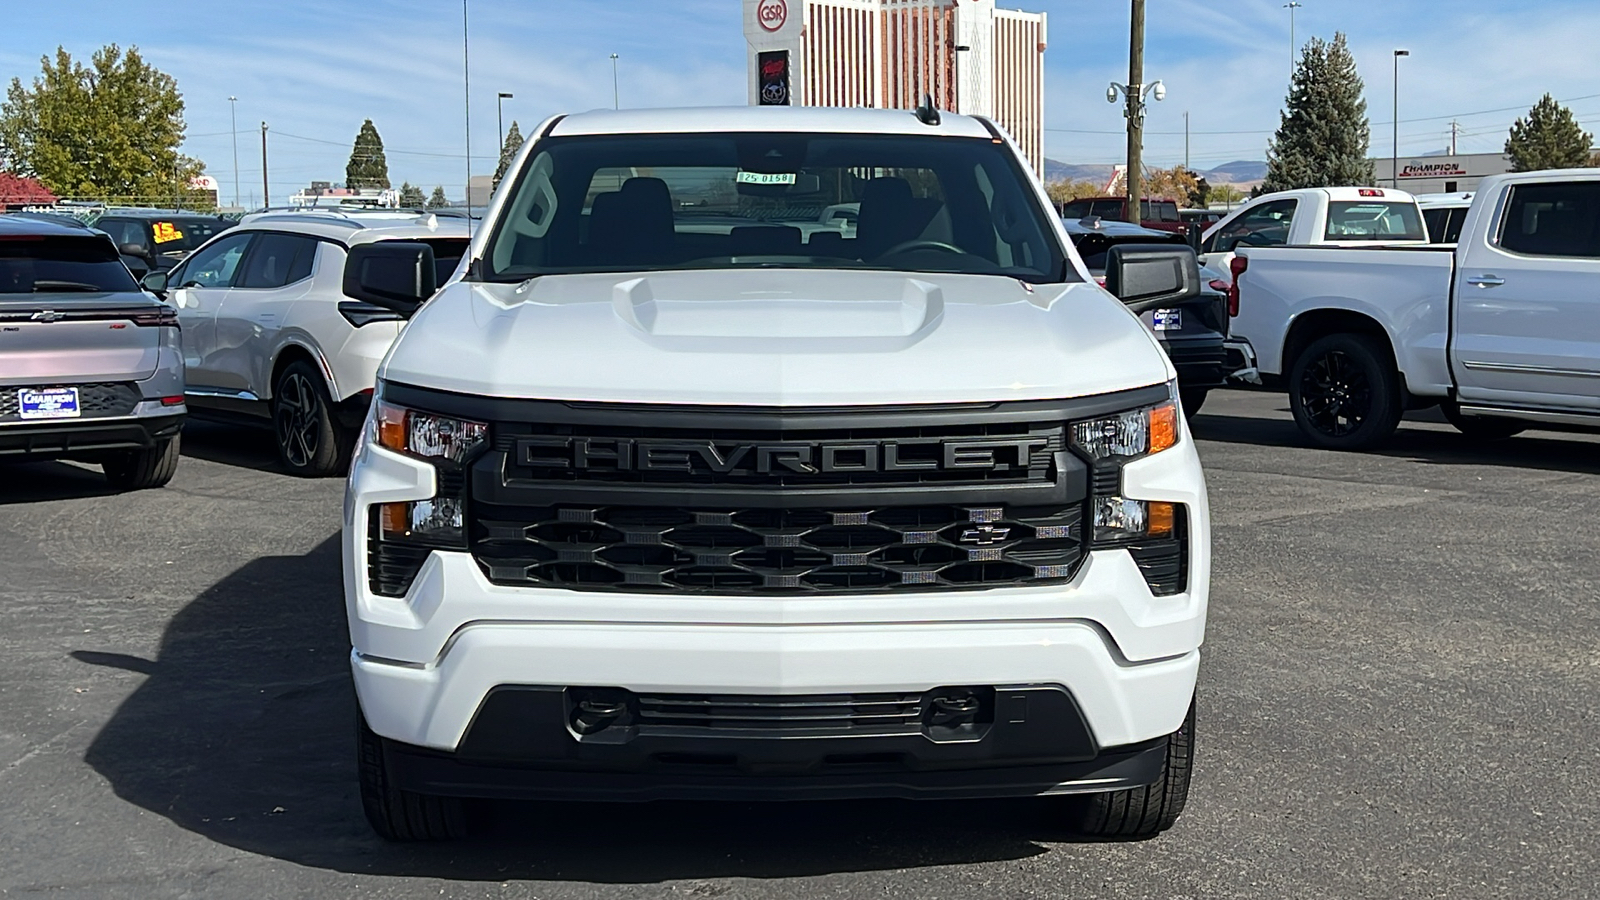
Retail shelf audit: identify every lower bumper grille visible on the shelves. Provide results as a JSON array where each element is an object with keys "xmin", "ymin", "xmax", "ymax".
[
  {"xmin": 0, "ymin": 382, "xmax": 141, "ymax": 422},
  {"xmin": 637, "ymin": 692, "xmax": 927, "ymax": 736},
  {"xmin": 470, "ymin": 503, "xmax": 1085, "ymax": 594}
]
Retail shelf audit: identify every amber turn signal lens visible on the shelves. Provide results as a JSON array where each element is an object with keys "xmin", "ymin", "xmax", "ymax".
[
  {"xmin": 1149, "ymin": 403, "xmax": 1179, "ymax": 455},
  {"xmin": 376, "ymin": 401, "xmax": 407, "ymax": 453},
  {"xmin": 1147, "ymin": 501, "xmax": 1176, "ymax": 538},
  {"xmin": 378, "ymin": 502, "xmax": 410, "ymax": 539}
]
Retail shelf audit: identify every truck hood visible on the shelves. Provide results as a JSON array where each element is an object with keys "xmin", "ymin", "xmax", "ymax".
[{"xmin": 381, "ymin": 269, "xmax": 1174, "ymax": 406}]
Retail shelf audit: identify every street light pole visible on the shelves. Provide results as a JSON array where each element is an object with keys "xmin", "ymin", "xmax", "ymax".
[
  {"xmin": 228, "ymin": 96, "xmax": 239, "ymax": 209},
  {"xmin": 1284, "ymin": 2, "xmax": 1302, "ymax": 78},
  {"xmin": 1126, "ymin": 0, "xmax": 1145, "ymax": 221},
  {"xmin": 497, "ymin": 91, "xmax": 513, "ymax": 157},
  {"xmin": 610, "ymin": 54, "xmax": 620, "ymax": 109},
  {"xmin": 260, "ymin": 122, "xmax": 269, "ymax": 208},
  {"xmin": 463, "ymin": 0, "xmax": 473, "ymax": 224},
  {"xmin": 1393, "ymin": 49, "xmax": 1409, "ymax": 188}
]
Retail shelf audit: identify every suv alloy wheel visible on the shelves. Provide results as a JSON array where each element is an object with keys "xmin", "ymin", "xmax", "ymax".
[{"xmin": 272, "ymin": 360, "xmax": 352, "ymax": 477}]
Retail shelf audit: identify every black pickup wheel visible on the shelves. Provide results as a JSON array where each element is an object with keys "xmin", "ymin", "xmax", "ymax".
[{"xmin": 1288, "ymin": 333, "xmax": 1404, "ymax": 450}]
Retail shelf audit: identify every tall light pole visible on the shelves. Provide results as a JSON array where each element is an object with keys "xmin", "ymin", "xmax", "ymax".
[
  {"xmin": 228, "ymin": 96, "xmax": 239, "ymax": 209},
  {"xmin": 260, "ymin": 122, "xmax": 269, "ymax": 208},
  {"xmin": 1107, "ymin": 1, "xmax": 1162, "ymax": 222},
  {"xmin": 610, "ymin": 54, "xmax": 620, "ymax": 109},
  {"xmin": 497, "ymin": 91, "xmax": 513, "ymax": 157},
  {"xmin": 1393, "ymin": 49, "xmax": 1409, "ymax": 188},
  {"xmin": 1283, "ymin": 2, "xmax": 1302, "ymax": 78},
  {"xmin": 462, "ymin": 0, "xmax": 474, "ymax": 224}
]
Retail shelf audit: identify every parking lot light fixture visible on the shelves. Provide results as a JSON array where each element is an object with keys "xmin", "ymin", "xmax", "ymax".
[{"xmin": 1393, "ymin": 49, "xmax": 1409, "ymax": 188}]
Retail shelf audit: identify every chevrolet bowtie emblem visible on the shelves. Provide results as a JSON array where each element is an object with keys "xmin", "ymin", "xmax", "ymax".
[
  {"xmin": 959, "ymin": 525, "xmax": 1012, "ymax": 546},
  {"xmin": 31, "ymin": 310, "xmax": 65, "ymax": 323}
]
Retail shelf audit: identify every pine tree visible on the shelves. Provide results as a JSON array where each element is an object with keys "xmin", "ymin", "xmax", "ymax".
[
  {"xmin": 1505, "ymin": 95, "xmax": 1594, "ymax": 172},
  {"xmin": 397, "ymin": 181, "xmax": 426, "ymax": 207},
  {"xmin": 345, "ymin": 119, "xmax": 390, "ymax": 190},
  {"xmin": 493, "ymin": 120, "xmax": 523, "ymax": 188},
  {"xmin": 426, "ymin": 185, "xmax": 449, "ymax": 209},
  {"xmin": 1261, "ymin": 33, "xmax": 1374, "ymax": 193}
]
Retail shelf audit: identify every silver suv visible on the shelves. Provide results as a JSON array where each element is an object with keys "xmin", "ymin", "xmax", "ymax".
[
  {"xmin": 140, "ymin": 209, "xmax": 470, "ymax": 476},
  {"xmin": 0, "ymin": 215, "xmax": 185, "ymax": 489}
]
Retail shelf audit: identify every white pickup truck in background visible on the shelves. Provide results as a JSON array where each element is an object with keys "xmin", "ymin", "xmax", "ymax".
[
  {"xmin": 1228, "ymin": 169, "xmax": 1600, "ymax": 449},
  {"xmin": 1199, "ymin": 186, "xmax": 1429, "ymax": 282}
]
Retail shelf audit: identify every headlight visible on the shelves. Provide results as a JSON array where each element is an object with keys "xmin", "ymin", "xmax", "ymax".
[
  {"xmin": 1070, "ymin": 390, "xmax": 1179, "ymax": 461},
  {"xmin": 1092, "ymin": 497, "xmax": 1177, "ymax": 543},
  {"xmin": 374, "ymin": 399, "xmax": 487, "ymax": 463}
]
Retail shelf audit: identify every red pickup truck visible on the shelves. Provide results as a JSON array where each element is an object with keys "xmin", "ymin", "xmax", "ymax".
[{"xmin": 1060, "ymin": 196, "xmax": 1186, "ymax": 234}]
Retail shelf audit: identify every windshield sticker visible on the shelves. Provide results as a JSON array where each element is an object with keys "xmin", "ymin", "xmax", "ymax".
[
  {"xmin": 736, "ymin": 171, "xmax": 796, "ymax": 186},
  {"xmin": 152, "ymin": 222, "xmax": 185, "ymax": 243}
]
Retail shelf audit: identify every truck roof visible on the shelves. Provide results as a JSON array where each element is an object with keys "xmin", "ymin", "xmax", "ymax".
[{"xmin": 548, "ymin": 106, "xmax": 995, "ymax": 140}]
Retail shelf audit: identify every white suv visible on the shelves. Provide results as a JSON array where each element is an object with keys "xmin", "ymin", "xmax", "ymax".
[
  {"xmin": 342, "ymin": 106, "xmax": 1210, "ymax": 841},
  {"xmin": 140, "ymin": 210, "xmax": 470, "ymax": 475}
]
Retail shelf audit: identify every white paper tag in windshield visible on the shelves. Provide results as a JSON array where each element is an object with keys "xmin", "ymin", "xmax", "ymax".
[{"xmin": 736, "ymin": 171, "xmax": 797, "ymax": 186}]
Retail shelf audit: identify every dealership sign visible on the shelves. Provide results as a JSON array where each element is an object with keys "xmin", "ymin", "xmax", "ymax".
[
  {"xmin": 1398, "ymin": 161, "xmax": 1468, "ymax": 179},
  {"xmin": 757, "ymin": 0, "xmax": 787, "ymax": 31}
]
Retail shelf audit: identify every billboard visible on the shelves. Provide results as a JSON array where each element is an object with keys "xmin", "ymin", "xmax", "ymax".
[{"xmin": 758, "ymin": 49, "xmax": 791, "ymax": 106}]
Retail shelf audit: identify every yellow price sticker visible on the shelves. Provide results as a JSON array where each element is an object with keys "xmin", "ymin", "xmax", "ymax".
[{"xmin": 152, "ymin": 222, "xmax": 185, "ymax": 244}]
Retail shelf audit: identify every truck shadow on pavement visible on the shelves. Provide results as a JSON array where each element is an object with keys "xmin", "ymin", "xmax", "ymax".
[
  {"xmin": 1190, "ymin": 410, "xmax": 1600, "ymax": 476},
  {"xmin": 78, "ymin": 534, "xmax": 1067, "ymax": 881}
]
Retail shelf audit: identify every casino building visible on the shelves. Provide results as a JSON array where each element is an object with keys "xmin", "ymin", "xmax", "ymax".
[{"xmin": 742, "ymin": 0, "xmax": 1048, "ymax": 175}]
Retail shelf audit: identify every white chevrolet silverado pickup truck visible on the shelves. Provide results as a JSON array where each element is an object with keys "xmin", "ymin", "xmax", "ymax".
[
  {"xmin": 339, "ymin": 105, "xmax": 1211, "ymax": 841},
  {"xmin": 1229, "ymin": 169, "xmax": 1600, "ymax": 449}
]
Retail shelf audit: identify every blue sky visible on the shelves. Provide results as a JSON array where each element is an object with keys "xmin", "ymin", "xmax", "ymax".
[{"xmin": 5, "ymin": 0, "xmax": 1599, "ymax": 204}]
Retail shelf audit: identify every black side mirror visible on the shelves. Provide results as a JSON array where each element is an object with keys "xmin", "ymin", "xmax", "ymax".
[
  {"xmin": 140, "ymin": 270, "xmax": 169, "ymax": 297},
  {"xmin": 118, "ymin": 242, "xmax": 152, "ymax": 259},
  {"xmin": 1105, "ymin": 244, "xmax": 1202, "ymax": 315},
  {"xmin": 342, "ymin": 241, "xmax": 438, "ymax": 317}
]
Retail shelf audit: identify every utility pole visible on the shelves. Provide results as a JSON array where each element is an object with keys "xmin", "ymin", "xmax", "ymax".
[
  {"xmin": 1126, "ymin": 0, "xmax": 1145, "ymax": 221},
  {"xmin": 229, "ymin": 96, "xmax": 240, "ymax": 209},
  {"xmin": 1450, "ymin": 119, "xmax": 1459, "ymax": 156},
  {"xmin": 260, "ymin": 122, "xmax": 269, "ymax": 208},
  {"xmin": 463, "ymin": 0, "xmax": 473, "ymax": 225},
  {"xmin": 1184, "ymin": 111, "xmax": 1190, "ymax": 171}
]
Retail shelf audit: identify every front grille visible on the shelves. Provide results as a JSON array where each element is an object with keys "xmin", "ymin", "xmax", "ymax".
[
  {"xmin": 0, "ymin": 382, "xmax": 140, "ymax": 422},
  {"xmin": 636, "ymin": 691, "xmax": 926, "ymax": 736},
  {"xmin": 495, "ymin": 420, "xmax": 1066, "ymax": 489},
  {"xmin": 471, "ymin": 503, "xmax": 1083, "ymax": 594}
]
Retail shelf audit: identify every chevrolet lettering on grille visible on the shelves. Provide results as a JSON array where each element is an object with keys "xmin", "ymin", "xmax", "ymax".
[{"xmin": 516, "ymin": 437, "xmax": 1052, "ymax": 476}]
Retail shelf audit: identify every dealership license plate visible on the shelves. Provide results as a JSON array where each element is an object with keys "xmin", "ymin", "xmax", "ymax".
[
  {"xmin": 18, "ymin": 388, "xmax": 81, "ymax": 420},
  {"xmin": 1152, "ymin": 309, "xmax": 1182, "ymax": 332}
]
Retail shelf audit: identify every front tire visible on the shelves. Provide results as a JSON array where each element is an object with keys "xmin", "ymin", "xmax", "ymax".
[
  {"xmin": 1440, "ymin": 401, "xmax": 1527, "ymax": 440},
  {"xmin": 1288, "ymin": 333, "xmax": 1403, "ymax": 450},
  {"xmin": 357, "ymin": 712, "xmax": 468, "ymax": 842},
  {"xmin": 272, "ymin": 360, "xmax": 351, "ymax": 477},
  {"xmin": 1074, "ymin": 700, "xmax": 1194, "ymax": 839},
  {"xmin": 103, "ymin": 435, "xmax": 181, "ymax": 490}
]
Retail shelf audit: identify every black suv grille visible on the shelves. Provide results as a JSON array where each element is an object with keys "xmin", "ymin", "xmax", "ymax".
[
  {"xmin": 471, "ymin": 503, "xmax": 1083, "ymax": 593},
  {"xmin": 0, "ymin": 383, "xmax": 140, "ymax": 423}
]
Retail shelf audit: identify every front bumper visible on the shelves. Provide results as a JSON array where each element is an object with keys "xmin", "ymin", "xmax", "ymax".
[{"xmin": 344, "ymin": 408, "xmax": 1209, "ymax": 798}]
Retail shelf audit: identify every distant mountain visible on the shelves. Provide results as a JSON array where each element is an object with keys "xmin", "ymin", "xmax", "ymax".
[{"xmin": 1043, "ymin": 158, "xmax": 1266, "ymax": 188}]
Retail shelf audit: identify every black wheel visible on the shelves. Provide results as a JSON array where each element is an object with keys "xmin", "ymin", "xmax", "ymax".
[
  {"xmin": 357, "ymin": 712, "xmax": 467, "ymax": 842},
  {"xmin": 1440, "ymin": 401, "xmax": 1527, "ymax": 440},
  {"xmin": 272, "ymin": 360, "xmax": 351, "ymax": 477},
  {"xmin": 1074, "ymin": 700, "xmax": 1194, "ymax": 839},
  {"xmin": 1179, "ymin": 387, "xmax": 1209, "ymax": 419},
  {"xmin": 103, "ymin": 435, "xmax": 181, "ymax": 490},
  {"xmin": 1288, "ymin": 333, "xmax": 1403, "ymax": 450}
]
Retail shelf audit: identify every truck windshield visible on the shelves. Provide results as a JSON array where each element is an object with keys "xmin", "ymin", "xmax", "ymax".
[
  {"xmin": 1323, "ymin": 201, "xmax": 1426, "ymax": 241},
  {"xmin": 482, "ymin": 132, "xmax": 1071, "ymax": 284},
  {"xmin": 0, "ymin": 235, "xmax": 140, "ymax": 293}
]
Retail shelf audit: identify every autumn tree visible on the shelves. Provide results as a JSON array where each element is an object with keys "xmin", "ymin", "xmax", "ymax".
[
  {"xmin": 1262, "ymin": 32, "xmax": 1374, "ymax": 192},
  {"xmin": 1045, "ymin": 179, "xmax": 1105, "ymax": 210},
  {"xmin": 1505, "ymin": 94, "xmax": 1594, "ymax": 172},
  {"xmin": 345, "ymin": 119, "xmax": 390, "ymax": 190},
  {"xmin": 0, "ymin": 45, "xmax": 207, "ymax": 204}
]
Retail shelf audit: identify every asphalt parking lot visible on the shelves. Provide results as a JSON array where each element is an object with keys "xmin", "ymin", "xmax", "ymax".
[{"xmin": 2, "ymin": 388, "xmax": 1597, "ymax": 899}]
